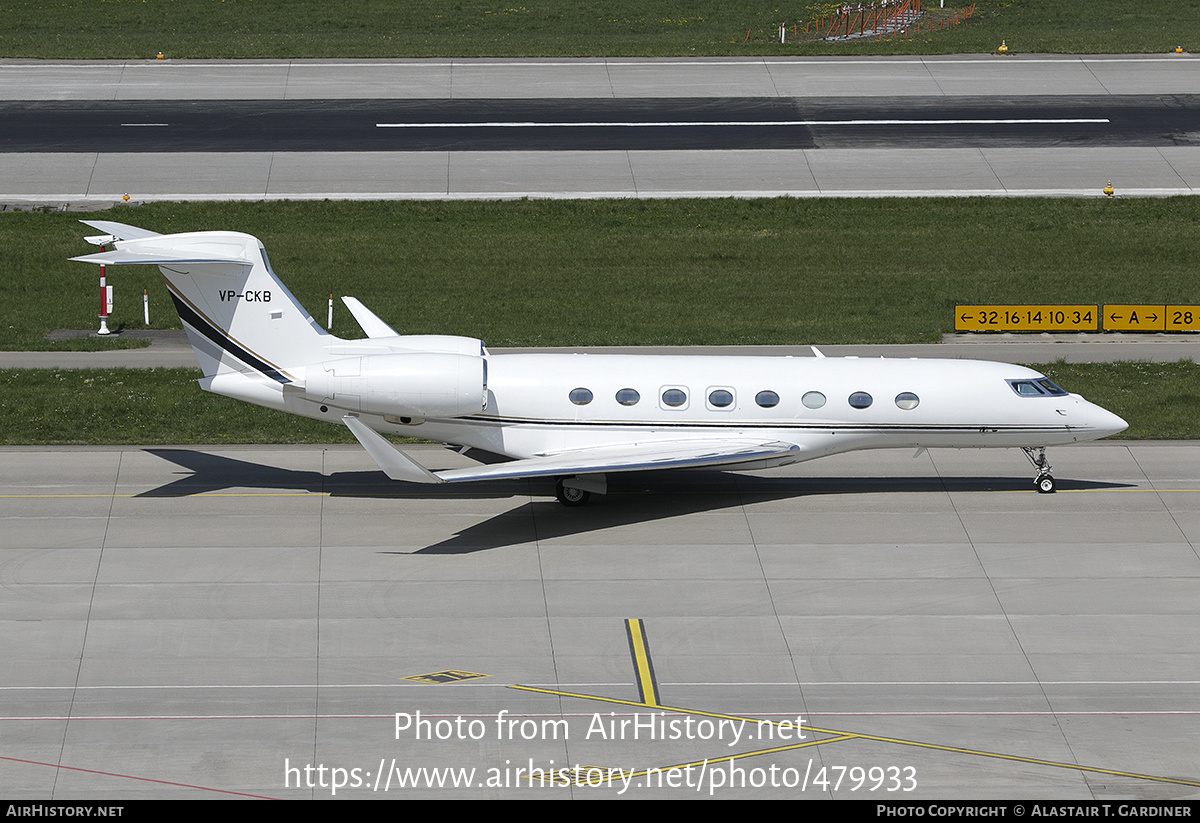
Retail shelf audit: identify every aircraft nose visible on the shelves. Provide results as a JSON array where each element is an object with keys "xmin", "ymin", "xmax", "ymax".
[{"xmin": 1090, "ymin": 403, "xmax": 1128, "ymax": 438}]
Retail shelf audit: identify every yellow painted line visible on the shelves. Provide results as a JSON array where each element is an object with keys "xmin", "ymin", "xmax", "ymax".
[
  {"xmin": 5, "ymin": 488, "xmax": 1200, "ymax": 500},
  {"xmin": 562, "ymin": 735, "xmax": 857, "ymax": 786},
  {"xmin": 842, "ymin": 730, "xmax": 1200, "ymax": 788},
  {"xmin": 993, "ymin": 488, "xmax": 1200, "ymax": 494},
  {"xmin": 402, "ymin": 669, "xmax": 490, "ymax": 685},
  {"xmin": 0, "ymin": 491, "xmax": 526, "ymax": 499},
  {"xmin": 617, "ymin": 735, "xmax": 857, "ymax": 782},
  {"xmin": 510, "ymin": 685, "xmax": 849, "ymax": 745},
  {"xmin": 0, "ymin": 492, "xmax": 325, "ymax": 499},
  {"xmin": 691, "ymin": 488, "xmax": 1200, "ymax": 497},
  {"xmin": 625, "ymin": 619, "xmax": 659, "ymax": 707},
  {"xmin": 511, "ymin": 684, "xmax": 670, "ymax": 712},
  {"xmin": 509, "ymin": 686, "xmax": 1200, "ymax": 788}
]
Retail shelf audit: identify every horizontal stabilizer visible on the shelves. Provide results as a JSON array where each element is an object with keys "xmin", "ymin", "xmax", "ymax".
[
  {"xmin": 70, "ymin": 248, "xmax": 254, "ymax": 267},
  {"xmin": 78, "ymin": 220, "xmax": 162, "ymax": 241},
  {"xmin": 343, "ymin": 414, "xmax": 802, "ymax": 485},
  {"xmin": 342, "ymin": 296, "xmax": 400, "ymax": 338},
  {"xmin": 72, "ymin": 224, "xmax": 262, "ymax": 268}
]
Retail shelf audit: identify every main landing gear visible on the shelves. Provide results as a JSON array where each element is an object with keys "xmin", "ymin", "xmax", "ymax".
[
  {"xmin": 555, "ymin": 478, "xmax": 590, "ymax": 507},
  {"xmin": 554, "ymin": 474, "xmax": 606, "ymax": 506},
  {"xmin": 1022, "ymin": 447, "xmax": 1056, "ymax": 493}
]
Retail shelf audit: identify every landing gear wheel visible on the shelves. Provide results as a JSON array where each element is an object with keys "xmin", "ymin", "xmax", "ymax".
[
  {"xmin": 555, "ymin": 478, "xmax": 590, "ymax": 507},
  {"xmin": 1023, "ymin": 447, "xmax": 1056, "ymax": 494}
]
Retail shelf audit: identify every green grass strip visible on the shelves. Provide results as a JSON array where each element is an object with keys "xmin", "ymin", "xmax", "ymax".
[
  {"xmin": 0, "ymin": 368, "xmax": 357, "ymax": 446},
  {"xmin": 0, "ymin": 1, "xmax": 1194, "ymax": 58},
  {"xmin": 7, "ymin": 198, "xmax": 1200, "ymax": 350}
]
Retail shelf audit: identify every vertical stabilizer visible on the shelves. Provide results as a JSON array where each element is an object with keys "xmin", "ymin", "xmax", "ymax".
[{"xmin": 72, "ymin": 227, "xmax": 329, "ymax": 383}]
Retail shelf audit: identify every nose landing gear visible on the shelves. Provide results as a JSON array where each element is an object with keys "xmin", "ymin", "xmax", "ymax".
[{"xmin": 1023, "ymin": 447, "xmax": 1056, "ymax": 493}]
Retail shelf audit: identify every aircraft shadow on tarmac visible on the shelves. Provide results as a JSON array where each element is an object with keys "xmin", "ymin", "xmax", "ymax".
[{"xmin": 140, "ymin": 449, "xmax": 1133, "ymax": 554}]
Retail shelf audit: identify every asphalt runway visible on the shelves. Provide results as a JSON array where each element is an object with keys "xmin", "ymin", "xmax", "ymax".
[
  {"xmin": 2, "ymin": 442, "xmax": 1197, "ymax": 798},
  {"xmin": 4, "ymin": 55, "xmax": 1200, "ymax": 201},
  {"xmin": 4, "ymin": 95, "xmax": 1197, "ymax": 152}
]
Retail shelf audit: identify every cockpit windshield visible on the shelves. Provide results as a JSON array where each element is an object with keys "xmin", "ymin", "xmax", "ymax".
[{"xmin": 1007, "ymin": 377, "xmax": 1069, "ymax": 397}]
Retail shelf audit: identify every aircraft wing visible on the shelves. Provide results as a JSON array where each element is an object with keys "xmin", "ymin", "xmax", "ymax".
[{"xmin": 342, "ymin": 415, "xmax": 801, "ymax": 485}]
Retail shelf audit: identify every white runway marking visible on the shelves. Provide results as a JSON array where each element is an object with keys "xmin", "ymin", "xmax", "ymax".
[{"xmin": 376, "ymin": 118, "xmax": 1110, "ymax": 128}]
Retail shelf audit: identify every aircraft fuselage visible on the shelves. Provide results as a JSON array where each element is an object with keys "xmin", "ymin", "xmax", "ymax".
[{"xmin": 362, "ymin": 353, "xmax": 1124, "ymax": 461}]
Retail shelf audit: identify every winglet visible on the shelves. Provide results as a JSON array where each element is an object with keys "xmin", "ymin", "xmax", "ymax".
[
  {"xmin": 811, "ymin": 346, "xmax": 826, "ymax": 358},
  {"xmin": 341, "ymin": 296, "xmax": 400, "ymax": 338},
  {"xmin": 342, "ymin": 415, "xmax": 443, "ymax": 484}
]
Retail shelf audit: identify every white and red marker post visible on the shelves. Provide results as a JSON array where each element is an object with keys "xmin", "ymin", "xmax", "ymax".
[{"xmin": 97, "ymin": 264, "xmax": 113, "ymax": 335}]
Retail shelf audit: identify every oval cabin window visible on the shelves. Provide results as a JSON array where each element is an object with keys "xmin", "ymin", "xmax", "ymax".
[
  {"xmin": 661, "ymin": 388, "xmax": 688, "ymax": 407},
  {"xmin": 755, "ymin": 390, "xmax": 780, "ymax": 408},
  {"xmin": 708, "ymin": 389, "xmax": 734, "ymax": 408}
]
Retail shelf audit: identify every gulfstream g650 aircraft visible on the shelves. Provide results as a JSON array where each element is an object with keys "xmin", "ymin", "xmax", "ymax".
[{"xmin": 73, "ymin": 221, "xmax": 1127, "ymax": 506}]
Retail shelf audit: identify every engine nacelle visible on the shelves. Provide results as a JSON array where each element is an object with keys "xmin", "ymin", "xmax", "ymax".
[
  {"xmin": 305, "ymin": 353, "xmax": 487, "ymax": 418},
  {"xmin": 390, "ymin": 335, "xmax": 484, "ymax": 357}
]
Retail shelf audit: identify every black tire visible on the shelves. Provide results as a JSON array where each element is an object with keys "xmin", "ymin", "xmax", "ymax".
[
  {"xmin": 1036, "ymin": 473, "xmax": 1056, "ymax": 494},
  {"xmin": 555, "ymin": 478, "xmax": 591, "ymax": 507}
]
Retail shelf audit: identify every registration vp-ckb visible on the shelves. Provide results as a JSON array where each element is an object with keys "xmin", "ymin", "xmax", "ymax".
[{"xmin": 219, "ymin": 290, "xmax": 272, "ymax": 303}]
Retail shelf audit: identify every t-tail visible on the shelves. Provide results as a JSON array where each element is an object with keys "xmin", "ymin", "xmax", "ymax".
[
  {"xmin": 70, "ymin": 221, "xmax": 488, "ymax": 422},
  {"xmin": 72, "ymin": 220, "xmax": 333, "ymax": 408}
]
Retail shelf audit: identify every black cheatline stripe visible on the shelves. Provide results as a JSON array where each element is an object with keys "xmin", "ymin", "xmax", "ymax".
[
  {"xmin": 166, "ymin": 290, "xmax": 292, "ymax": 385},
  {"xmin": 453, "ymin": 415, "xmax": 1072, "ymax": 433}
]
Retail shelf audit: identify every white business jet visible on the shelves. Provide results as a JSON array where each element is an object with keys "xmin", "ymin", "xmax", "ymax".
[{"xmin": 73, "ymin": 221, "xmax": 1128, "ymax": 506}]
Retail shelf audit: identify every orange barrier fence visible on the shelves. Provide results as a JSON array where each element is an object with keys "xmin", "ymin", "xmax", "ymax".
[{"xmin": 796, "ymin": 2, "xmax": 975, "ymax": 41}]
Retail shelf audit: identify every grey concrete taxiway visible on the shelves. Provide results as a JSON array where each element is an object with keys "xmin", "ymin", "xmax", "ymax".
[
  {"xmin": 4, "ymin": 55, "xmax": 1200, "ymax": 202},
  {"xmin": 2, "ymin": 441, "xmax": 1198, "ymax": 798}
]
